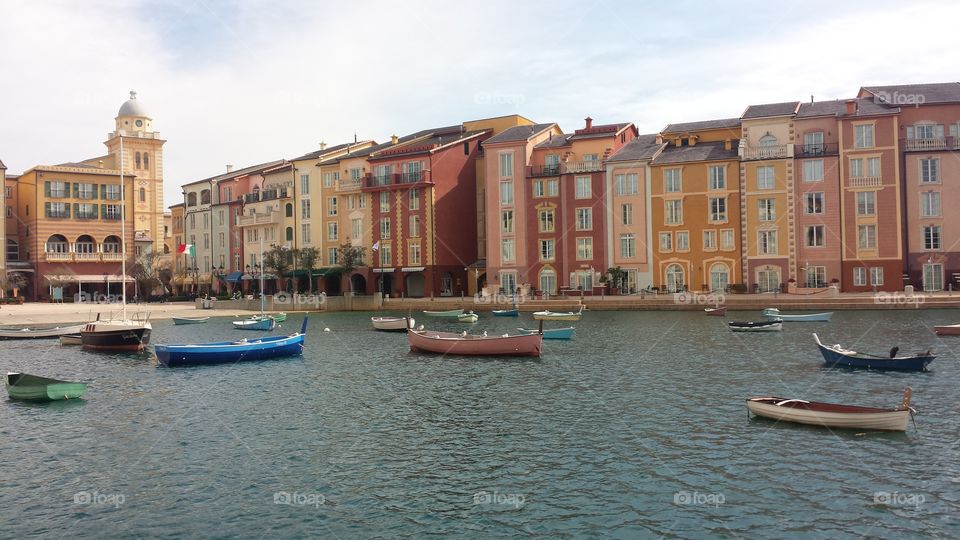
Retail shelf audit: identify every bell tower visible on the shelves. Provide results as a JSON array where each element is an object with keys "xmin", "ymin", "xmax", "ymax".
[{"xmin": 104, "ymin": 90, "xmax": 166, "ymax": 255}]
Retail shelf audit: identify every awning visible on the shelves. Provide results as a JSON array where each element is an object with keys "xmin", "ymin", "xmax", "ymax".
[
  {"xmin": 44, "ymin": 274, "xmax": 135, "ymax": 283},
  {"xmin": 373, "ymin": 268, "xmax": 395, "ymax": 273},
  {"xmin": 225, "ymin": 271, "xmax": 244, "ymax": 282},
  {"xmin": 401, "ymin": 266, "xmax": 425, "ymax": 272},
  {"xmin": 286, "ymin": 269, "xmax": 335, "ymax": 278}
]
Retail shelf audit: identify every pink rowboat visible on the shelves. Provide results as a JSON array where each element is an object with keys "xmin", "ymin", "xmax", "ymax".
[
  {"xmin": 934, "ymin": 323, "xmax": 960, "ymax": 336},
  {"xmin": 704, "ymin": 307, "xmax": 726, "ymax": 316},
  {"xmin": 408, "ymin": 329, "xmax": 543, "ymax": 357}
]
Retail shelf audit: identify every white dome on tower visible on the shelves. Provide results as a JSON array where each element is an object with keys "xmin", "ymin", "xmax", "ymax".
[{"xmin": 118, "ymin": 90, "xmax": 150, "ymax": 118}]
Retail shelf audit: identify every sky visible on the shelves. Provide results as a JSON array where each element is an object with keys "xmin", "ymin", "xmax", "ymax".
[{"xmin": 2, "ymin": 0, "xmax": 959, "ymax": 206}]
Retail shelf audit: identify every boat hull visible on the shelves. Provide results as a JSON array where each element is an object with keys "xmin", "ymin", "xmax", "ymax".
[
  {"xmin": 6, "ymin": 373, "xmax": 87, "ymax": 401},
  {"xmin": 155, "ymin": 334, "xmax": 305, "ymax": 367},
  {"xmin": 763, "ymin": 309, "xmax": 833, "ymax": 322},
  {"xmin": 0, "ymin": 323, "xmax": 87, "ymax": 340},
  {"xmin": 233, "ymin": 318, "xmax": 277, "ymax": 331},
  {"xmin": 705, "ymin": 307, "xmax": 726, "ymax": 316},
  {"xmin": 59, "ymin": 334, "xmax": 82, "ymax": 346},
  {"xmin": 532, "ymin": 309, "xmax": 583, "ymax": 322},
  {"xmin": 172, "ymin": 316, "xmax": 210, "ymax": 325},
  {"xmin": 492, "ymin": 309, "xmax": 519, "ymax": 317},
  {"xmin": 746, "ymin": 398, "xmax": 909, "ymax": 431},
  {"xmin": 408, "ymin": 330, "xmax": 542, "ymax": 357},
  {"xmin": 423, "ymin": 309, "xmax": 465, "ymax": 318},
  {"xmin": 814, "ymin": 337, "xmax": 934, "ymax": 371},
  {"xmin": 934, "ymin": 324, "xmax": 960, "ymax": 336},
  {"xmin": 517, "ymin": 327, "xmax": 574, "ymax": 340},
  {"xmin": 371, "ymin": 317, "xmax": 414, "ymax": 332},
  {"xmin": 729, "ymin": 320, "xmax": 782, "ymax": 332},
  {"xmin": 457, "ymin": 314, "xmax": 479, "ymax": 323},
  {"xmin": 81, "ymin": 323, "xmax": 151, "ymax": 352}
]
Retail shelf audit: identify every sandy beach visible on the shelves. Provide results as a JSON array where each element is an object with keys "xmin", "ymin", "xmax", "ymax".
[{"xmin": 0, "ymin": 302, "xmax": 258, "ymax": 325}]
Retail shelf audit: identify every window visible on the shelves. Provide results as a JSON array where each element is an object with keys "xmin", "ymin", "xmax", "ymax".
[
  {"xmin": 923, "ymin": 225, "xmax": 942, "ymax": 250},
  {"xmin": 806, "ymin": 266, "xmax": 826, "ymax": 288},
  {"xmin": 676, "ymin": 231, "xmax": 689, "ymax": 251},
  {"xmin": 4, "ymin": 206, "xmax": 10, "ymax": 218},
  {"xmin": 189, "ymin": 213, "xmax": 195, "ymax": 228},
  {"xmin": 7, "ymin": 239, "xmax": 18, "ymax": 260},
  {"xmin": 576, "ymin": 208, "xmax": 592, "ymax": 230},
  {"xmin": 327, "ymin": 222, "xmax": 338, "ymax": 241},
  {"xmin": 409, "ymin": 215, "xmax": 420, "ymax": 237},
  {"xmin": 408, "ymin": 188, "xmax": 419, "ymax": 210},
  {"xmin": 708, "ymin": 166, "xmax": 725, "ymax": 190},
  {"xmin": 499, "ymin": 153, "xmax": 513, "ymax": 178},
  {"xmin": 200, "ymin": 189, "xmax": 211, "ymax": 205},
  {"xmin": 576, "ymin": 237, "xmax": 593, "ymax": 260},
  {"xmin": 621, "ymin": 203, "xmax": 633, "ymax": 225},
  {"xmin": 539, "ymin": 209, "xmax": 555, "ymax": 232},
  {"xmin": 871, "ymin": 267, "xmax": 884, "ymax": 286},
  {"xmin": 104, "ymin": 184, "xmax": 121, "ymax": 200},
  {"xmin": 615, "ymin": 173, "xmax": 639, "ymax": 195},
  {"xmin": 807, "ymin": 225, "xmax": 825, "ymax": 247},
  {"xmin": 867, "ymin": 157, "xmax": 880, "ymax": 177},
  {"xmin": 352, "ymin": 218, "xmax": 362, "ymax": 240},
  {"xmin": 539, "ymin": 268, "xmax": 557, "ymax": 295},
  {"xmin": 328, "ymin": 247, "xmax": 339, "ymax": 266},
  {"xmin": 380, "ymin": 218, "xmax": 391, "ymax": 239},
  {"xmin": 804, "ymin": 132, "xmax": 825, "ymax": 152},
  {"xmin": 143, "ymin": 152, "xmax": 149, "ymax": 169},
  {"xmin": 659, "ymin": 232, "xmax": 672, "ymax": 252},
  {"xmin": 77, "ymin": 183, "xmax": 96, "ymax": 199},
  {"xmin": 756, "ymin": 167, "xmax": 774, "ymax": 189},
  {"xmin": 575, "ymin": 176, "xmax": 591, "ymax": 199},
  {"xmin": 500, "ymin": 181, "xmax": 513, "ymax": 205},
  {"xmin": 709, "ymin": 197, "xmax": 726, "ymax": 222},
  {"xmin": 921, "ymin": 158, "xmax": 940, "ymax": 183},
  {"xmin": 4, "ymin": 186, "xmax": 12, "ymax": 198},
  {"xmin": 301, "ymin": 199, "xmax": 311, "ymax": 219},
  {"xmin": 665, "ymin": 200, "xmax": 682, "ymax": 225},
  {"xmin": 327, "ymin": 197, "xmax": 337, "ymax": 216},
  {"xmin": 48, "ymin": 181, "xmax": 68, "ymax": 198},
  {"xmin": 501, "ymin": 239, "xmax": 515, "ymax": 262},
  {"xmin": 45, "ymin": 235, "xmax": 68, "ymax": 252},
  {"xmin": 285, "ymin": 227, "xmax": 293, "ymax": 242},
  {"xmin": 721, "ymin": 229, "xmax": 735, "ymax": 250},
  {"xmin": 703, "ymin": 230, "xmax": 717, "ymax": 250},
  {"xmin": 709, "ymin": 263, "xmax": 729, "ymax": 292},
  {"xmin": 409, "ymin": 244, "xmax": 421, "ymax": 265},
  {"xmin": 379, "ymin": 244, "xmax": 391, "ymax": 266},
  {"xmin": 858, "ymin": 224, "xmax": 877, "ymax": 249},
  {"xmin": 379, "ymin": 191, "xmax": 390, "ymax": 211},
  {"xmin": 301, "ymin": 224, "xmax": 311, "ymax": 244},
  {"xmin": 856, "ymin": 192, "xmax": 876, "ymax": 215},
  {"xmin": 351, "ymin": 168, "xmax": 362, "ymax": 181},
  {"xmin": 322, "ymin": 171, "xmax": 339, "ymax": 188},
  {"xmin": 850, "ymin": 158, "xmax": 864, "ymax": 178},
  {"xmin": 76, "ymin": 203, "xmax": 97, "ymax": 219},
  {"xmin": 805, "ymin": 192, "xmax": 824, "ymax": 214},
  {"xmin": 501, "ymin": 210, "xmax": 514, "ymax": 233},
  {"xmin": 533, "ymin": 181, "xmax": 544, "ymax": 198},
  {"xmin": 921, "ymin": 192, "xmax": 941, "ymax": 217},
  {"xmin": 546, "ymin": 179, "xmax": 559, "ymax": 197},
  {"xmin": 219, "ymin": 210, "xmax": 225, "ymax": 225},
  {"xmin": 544, "ymin": 154, "xmax": 560, "ymax": 174},
  {"xmin": 104, "ymin": 204, "xmax": 121, "ymax": 219},
  {"xmin": 300, "ymin": 174, "xmax": 310, "ymax": 194},
  {"xmin": 540, "ymin": 239, "xmax": 555, "ymax": 261},
  {"xmin": 854, "ymin": 267, "xmax": 867, "ymax": 286},
  {"xmin": 225, "ymin": 186, "xmax": 232, "ymax": 201},
  {"xmin": 758, "ymin": 230, "xmax": 777, "ymax": 255},
  {"xmin": 803, "ymin": 160, "xmax": 824, "ymax": 182},
  {"xmin": 135, "ymin": 152, "xmax": 141, "ymax": 169},
  {"xmin": 854, "ymin": 124, "xmax": 875, "ymax": 148},
  {"xmin": 620, "ymin": 234, "xmax": 636, "ymax": 258},
  {"xmin": 923, "ymin": 263, "xmax": 943, "ymax": 291},
  {"xmin": 664, "ymin": 169, "xmax": 681, "ymax": 193},
  {"xmin": 758, "ymin": 199, "xmax": 775, "ymax": 221},
  {"xmin": 665, "ymin": 264, "xmax": 684, "ymax": 292},
  {"xmin": 501, "ymin": 272, "xmax": 518, "ymax": 293},
  {"xmin": 139, "ymin": 187, "xmax": 146, "ymax": 202},
  {"xmin": 46, "ymin": 202, "xmax": 69, "ymax": 218}
]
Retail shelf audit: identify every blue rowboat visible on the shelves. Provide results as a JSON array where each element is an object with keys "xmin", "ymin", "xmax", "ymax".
[
  {"xmin": 813, "ymin": 333, "xmax": 935, "ymax": 371},
  {"xmin": 517, "ymin": 327, "xmax": 574, "ymax": 340},
  {"xmin": 492, "ymin": 308, "xmax": 519, "ymax": 317},
  {"xmin": 156, "ymin": 318, "xmax": 308, "ymax": 367}
]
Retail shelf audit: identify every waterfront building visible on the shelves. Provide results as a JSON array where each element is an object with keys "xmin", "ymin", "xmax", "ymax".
[
  {"xmin": 650, "ymin": 118, "xmax": 741, "ymax": 292},
  {"xmin": 169, "ymin": 203, "xmax": 184, "ymax": 293},
  {"xmin": 0, "ymin": 159, "xmax": 5, "ymax": 293}
]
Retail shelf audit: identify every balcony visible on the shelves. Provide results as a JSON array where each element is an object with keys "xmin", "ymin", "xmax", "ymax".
[
  {"xmin": 849, "ymin": 176, "xmax": 883, "ymax": 188},
  {"xmin": 102, "ymin": 252, "xmax": 124, "ymax": 261},
  {"xmin": 75, "ymin": 252, "xmax": 99, "ymax": 261},
  {"xmin": 741, "ymin": 144, "xmax": 793, "ymax": 160},
  {"xmin": 903, "ymin": 137, "xmax": 959, "ymax": 152},
  {"xmin": 336, "ymin": 179, "xmax": 363, "ymax": 192},
  {"xmin": 564, "ymin": 161, "xmax": 604, "ymax": 173},
  {"xmin": 363, "ymin": 171, "xmax": 432, "ymax": 189},
  {"xmin": 795, "ymin": 143, "xmax": 839, "ymax": 157},
  {"xmin": 527, "ymin": 165, "xmax": 562, "ymax": 178},
  {"xmin": 45, "ymin": 251, "xmax": 72, "ymax": 262},
  {"xmin": 259, "ymin": 188, "xmax": 289, "ymax": 201},
  {"xmin": 237, "ymin": 212, "xmax": 280, "ymax": 227}
]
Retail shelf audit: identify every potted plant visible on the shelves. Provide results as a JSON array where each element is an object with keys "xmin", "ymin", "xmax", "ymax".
[
  {"xmin": 787, "ymin": 277, "xmax": 797, "ymax": 294},
  {"xmin": 606, "ymin": 266, "xmax": 626, "ymax": 295},
  {"xmin": 729, "ymin": 283, "xmax": 748, "ymax": 294}
]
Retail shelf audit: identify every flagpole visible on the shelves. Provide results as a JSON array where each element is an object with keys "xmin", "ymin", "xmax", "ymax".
[{"xmin": 120, "ymin": 135, "xmax": 127, "ymax": 320}]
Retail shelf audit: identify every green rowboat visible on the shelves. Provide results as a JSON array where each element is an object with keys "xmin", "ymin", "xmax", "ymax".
[{"xmin": 5, "ymin": 372, "xmax": 87, "ymax": 401}]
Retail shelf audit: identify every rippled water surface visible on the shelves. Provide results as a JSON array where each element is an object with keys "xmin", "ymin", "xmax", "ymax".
[{"xmin": 1, "ymin": 310, "xmax": 958, "ymax": 538}]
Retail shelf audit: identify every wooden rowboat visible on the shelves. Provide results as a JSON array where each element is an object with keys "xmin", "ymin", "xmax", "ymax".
[
  {"xmin": 0, "ymin": 323, "xmax": 86, "ymax": 340},
  {"xmin": 746, "ymin": 387, "xmax": 914, "ymax": 431},
  {"xmin": 704, "ymin": 307, "xmax": 726, "ymax": 316},
  {"xmin": 517, "ymin": 327, "xmax": 574, "ymax": 340},
  {"xmin": 533, "ymin": 305, "xmax": 584, "ymax": 321},
  {"xmin": 457, "ymin": 312, "xmax": 479, "ymax": 323},
  {"xmin": 172, "ymin": 316, "xmax": 210, "ymax": 325},
  {"xmin": 728, "ymin": 319, "xmax": 782, "ymax": 332},
  {"xmin": 156, "ymin": 318, "xmax": 307, "ymax": 367},
  {"xmin": 762, "ymin": 308, "xmax": 832, "ymax": 322},
  {"xmin": 371, "ymin": 316, "xmax": 415, "ymax": 332},
  {"xmin": 408, "ymin": 329, "xmax": 542, "ymax": 357},
  {"xmin": 934, "ymin": 323, "xmax": 960, "ymax": 336},
  {"xmin": 813, "ymin": 333, "xmax": 935, "ymax": 371},
  {"xmin": 59, "ymin": 334, "xmax": 82, "ymax": 346},
  {"xmin": 423, "ymin": 309, "xmax": 465, "ymax": 318},
  {"xmin": 5, "ymin": 372, "xmax": 87, "ymax": 401},
  {"xmin": 233, "ymin": 317, "xmax": 276, "ymax": 331}
]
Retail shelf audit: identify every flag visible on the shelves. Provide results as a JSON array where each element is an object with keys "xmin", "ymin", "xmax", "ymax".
[
  {"xmin": 177, "ymin": 244, "xmax": 195, "ymax": 256},
  {"xmin": 372, "ymin": 241, "xmax": 380, "ymax": 252}
]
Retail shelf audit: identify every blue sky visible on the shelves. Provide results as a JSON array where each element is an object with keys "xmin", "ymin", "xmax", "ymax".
[{"xmin": 2, "ymin": 0, "xmax": 958, "ymax": 205}]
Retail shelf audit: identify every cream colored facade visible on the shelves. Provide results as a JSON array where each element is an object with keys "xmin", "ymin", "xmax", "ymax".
[{"xmin": 0, "ymin": 160, "xmax": 6, "ymax": 281}]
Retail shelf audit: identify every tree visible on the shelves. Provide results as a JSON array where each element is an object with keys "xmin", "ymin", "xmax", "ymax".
[
  {"xmin": 298, "ymin": 247, "xmax": 320, "ymax": 293},
  {"xmin": 263, "ymin": 244, "xmax": 294, "ymax": 292},
  {"xmin": 336, "ymin": 243, "xmax": 366, "ymax": 293},
  {"xmin": 131, "ymin": 250, "xmax": 167, "ymax": 298},
  {"xmin": 0, "ymin": 271, "xmax": 29, "ymax": 298}
]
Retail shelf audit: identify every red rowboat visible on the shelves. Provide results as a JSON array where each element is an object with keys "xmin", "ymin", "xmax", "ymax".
[
  {"xmin": 408, "ymin": 329, "xmax": 542, "ymax": 357},
  {"xmin": 705, "ymin": 307, "xmax": 726, "ymax": 316},
  {"xmin": 934, "ymin": 323, "xmax": 960, "ymax": 336}
]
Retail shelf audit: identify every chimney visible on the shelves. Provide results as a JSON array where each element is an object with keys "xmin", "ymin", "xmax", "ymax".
[
  {"xmin": 845, "ymin": 99, "xmax": 857, "ymax": 115},
  {"xmin": 319, "ymin": 141, "xmax": 327, "ymax": 151},
  {"xmin": 724, "ymin": 139, "xmax": 732, "ymax": 151},
  {"xmin": 98, "ymin": 159, "xmax": 104, "ymax": 169},
  {"xmin": 391, "ymin": 134, "xmax": 399, "ymax": 145},
  {"xmin": 584, "ymin": 116, "xmax": 593, "ymax": 129},
  {"xmin": 226, "ymin": 164, "xmax": 233, "ymax": 173}
]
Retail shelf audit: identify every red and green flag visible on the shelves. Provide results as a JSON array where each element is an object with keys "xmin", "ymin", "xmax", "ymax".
[{"xmin": 177, "ymin": 244, "xmax": 195, "ymax": 256}]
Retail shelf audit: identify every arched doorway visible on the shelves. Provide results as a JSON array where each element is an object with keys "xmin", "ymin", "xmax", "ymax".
[
  {"xmin": 405, "ymin": 273, "xmax": 426, "ymax": 297},
  {"xmin": 46, "ymin": 234, "xmax": 68, "ymax": 253},
  {"xmin": 75, "ymin": 235, "xmax": 96, "ymax": 260},
  {"xmin": 665, "ymin": 264, "xmax": 685, "ymax": 292},
  {"xmin": 709, "ymin": 263, "xmax": 730, "ymax": 292},
  {"xmin": 103, "ymin": 235, "xmax": 122, "ymax": 254},
  {"xmin": 539, "ymin": 267, "xmax": 557, "ymax": 295},
  {"xmin": 351, "ymin": 273, "xmax": 367, "ymax": 294},
  {"xmin": 324, "ymin": 273, "xmax": 342, "ymax": 295}
]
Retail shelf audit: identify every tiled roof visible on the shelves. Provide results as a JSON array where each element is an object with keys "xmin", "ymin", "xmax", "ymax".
[
  {"xmin": 861, "ymin": 82, "xmax": 960, "ymax": 105},
  {"xmin": 741, "ymin": 102, "xmax": 800, "ymax": 119},
  {"xmin": 796, "ymin": 98, "xmax": 899, "ymax": 119},
  {"xmin": 484, "ymin": 123, "xmax": 556, "ymax": 144},
  {"xmin": 570, "ymin": 122, "xmax": 631, "ymax": 141},
  {"xmin": 651, "ymin": 141, "xmax": 739, "ymax": 165},
  {"xmin": 292, "ymin": 141, "xmax": 373, "ymax": 161},
  {"xmin": 661, "ymin": 118, "xmax": 741, "ymax": 134},
  {"xmin": 54, "ymin": 162, "xmax": 101, "ymax": 169},
  {"xmin": 533, "ymin": 134, "xmax": 572, "ymax": 149},
  {"xmin": 369, "ymin": 129, "xmax": 488, "ymax": 159},
  {"xmin": 607, "ymin": 134, "xmax": 664, "ymax": 162},
  {"xmin": 185, "ymin": 159, "xmax": 287, "ymax": 186}
]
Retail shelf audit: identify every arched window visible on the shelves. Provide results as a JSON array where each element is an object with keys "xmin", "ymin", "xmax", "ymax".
[
  {"xmin": 709, "ymin": 263, "xmax": 730, "ymax": 292},
  {"xmin": 200, "ymin": 189, "xmax": 211, "ymax": 205},
  {"xmin": 143, "ymin": 152, "xmax": 149, "ymax": 169},
  {"xmin": 285, "ymin": 203, "xmax": 293, "ymax": 218},
  {"xmin": 286, "ymin": 227, "xmax": 294, "ymax": 242},
  {"xmin": 539, "ymin": 267, "xmax": 557, "ymax": 295},
  {"xmin": 103, "ymin": 235, "xmax": 122, "ymax": 253},
  {"xmin": 187, "ymin": 193, "xmax": 197, "ymax": 206},
  {"xmin": 665, "ymin": 264, "xmax": 685, "ymax": 292},
  {"xmin": 163, "ymin": 244, "xmax": 170, "ymax": 254},
  {"xmin": 139, "ymin": 187, "xmax": 146, "ymax": 202},
  {"xmin": 759, "ymin": 134, "xmax": 778, "ymax": 147},
  {"xmin": 75, "ymin": 235, "xmax": 95, "ymax": 254},
  {"xmin": 46, "ymin": 234, "xmax": 68, "ymax": 253},
  {"xmin": 135, "ymin": 152, "xmax": 141, "ymax": 169}
]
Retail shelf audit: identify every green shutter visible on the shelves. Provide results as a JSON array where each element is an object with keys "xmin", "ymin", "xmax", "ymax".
[
  {"xmin": 101, "ymin": 204, "xmax": 106, "ymax": 219},
  {"xmin": 74, "ymin": 203, "xmax": 79, "ymax": 217},
  {"xmin": 44, "ymin": 202, "xmax": 51, "ymax": 218},
  {"xmin": 92, "ymin": 204, "xmax": 98, "ymax": 219},
  {"xmin": 44, "ymin": 181, "xmax": 50, "ymax": 197},
  {"xmin": 92, "ymin": 184, "xmax": 98, "ymax": 199},
  {"xmin": 65, "ymin": 203, "xmax": 70, "ymax": 218},
  {"xmin": 101, "ymin": 184, "xmax": 107, "ymax": 200},
  {"xmin": 72, "ymin": 183, "xmax": 79, "ymax": 198}
]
